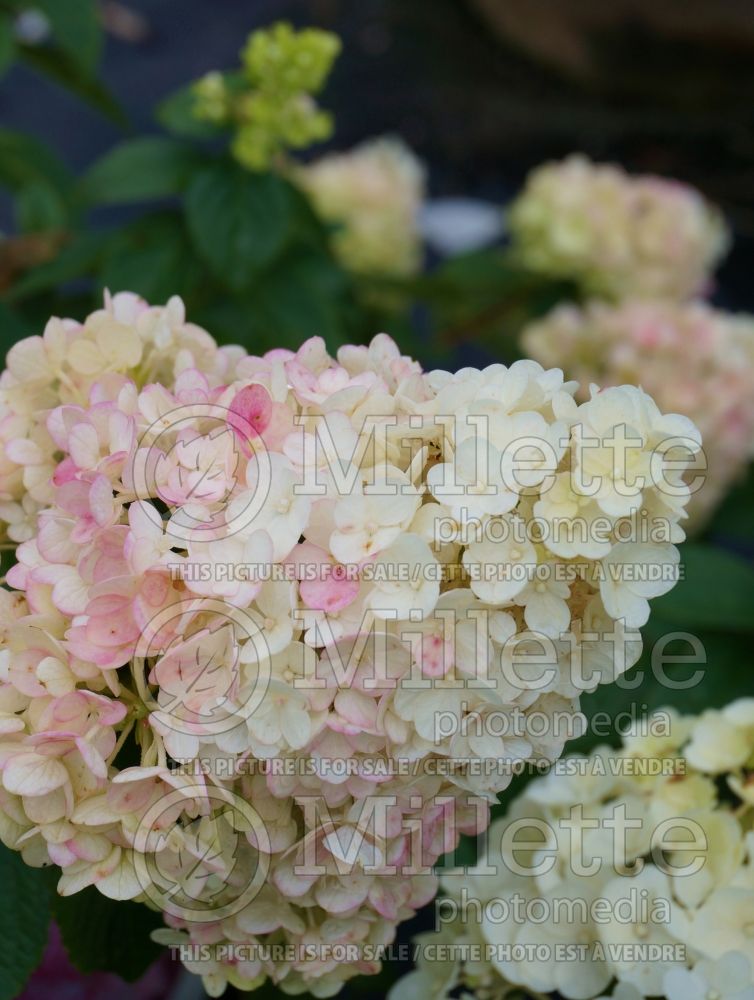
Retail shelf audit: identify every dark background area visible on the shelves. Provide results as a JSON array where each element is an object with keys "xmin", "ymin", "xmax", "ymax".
[{"xmin": 1, "ymin": 0, "xmax": 753, "ymax": 309}]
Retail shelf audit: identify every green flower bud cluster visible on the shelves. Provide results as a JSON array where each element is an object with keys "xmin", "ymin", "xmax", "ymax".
[
  {"xmin": 192, "ymin": 22, "xmax": 341, "ymax": 171},
  {"xmin": 192, "ymin": 71, "xmax": 230, "ymax": 124},
  {"xmin": 241, "ymin": 21, "xmax": 340, "ymax": 95}
]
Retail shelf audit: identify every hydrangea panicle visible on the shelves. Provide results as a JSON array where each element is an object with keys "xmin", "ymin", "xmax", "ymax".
[
  {"xmin": 295, "ymin": 137, "xmax": 426, "ymax": 279},
  {"xmin": 509, "ymin": 155, "xmax": 729, "ymax": 301},
  {"xmin": 0, "ymin": 293, "xmax": 700, "ymax": 997},
  {"xmin": 523, "ymin": 299, "xmax": 754, "ymax": 528}
]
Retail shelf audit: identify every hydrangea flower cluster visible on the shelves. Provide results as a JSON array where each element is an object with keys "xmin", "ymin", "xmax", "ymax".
[
  {"xmin": 522, "ymin": 299, "xmax": 754, "ymax": 529},
  {"xmin": 193, "ymin": 22, "xmax": 341, "ymax": 171},
  {"xmin": 391, "ymin": 701, "xmax": 754, "ymax": 1000},
  {"xmin": 0, "ymin": 292, "xmax": 246, "ymax": 543},
  {"xmin": 0, "ymin": 294, "xmax": 699, "ymax": 997},
  {"xmin": 508, "ymin": 155, "xmax": 729, "ymax": 301},
  {"xmin": 296, "ymin": 137, "xmax": 426, "ymax": 279}
]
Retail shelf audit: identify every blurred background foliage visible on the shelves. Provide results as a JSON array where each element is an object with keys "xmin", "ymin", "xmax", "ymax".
[{"xmin": 1, "ymin": 0, "xmax": 753, "ymax": 362}]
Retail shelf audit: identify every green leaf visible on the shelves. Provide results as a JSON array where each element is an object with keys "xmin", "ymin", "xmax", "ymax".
[
  {"xmin": 30, "ymin": 0, "xmax": 102, "ymax": 74},
  {"xmin": 18, "ymin": 44, "xmax": 127, "ymax": 125},
  {"xmin": 185, "ymin": 162, "xmax": 294, "ymax": 291},
  {"xmin": 254, "ymin": 247, "xmax": 349, "ymax": 348},
  {"xmin": 0, "ymin": 127, "xmax": 72, "ymax": 195},
  {"xmin": 705, "ymin": 463, "xmax": 754, "ymax": 547},
  {"xmin": 0, "ymin": 13, "xmax": 15, "ymax": 79},
  {"xmin": 81, "ymin": 137, "xmax": 204, "ymax": 206},
  {"xmin": 652, "ymin": 543, "xmax": 754, "ymax": 633},
  {"xmin": 565, "ymin": 617, "xmax": 750, "ymax": 760},
  {"xmin": 194, "ymin": 243, "xmax": 351, "ymax": 351},
  {"xmin": 418, "ymin": 249, "xmax": 576, "ymax": 362},
  {"xmin": 98, "ymin": 211, "xmax": 207, "ymax": 304},
  {"xmin": 52, "ymin": 887, "xmax": 165, "ymax": 982},
  {"xmin": 0, "ymin": 845, "xmax": 54, "ymax": 1000},
  {"xmin": 15, "ymin": 180, "xmax": 70, "ymax": 232}
]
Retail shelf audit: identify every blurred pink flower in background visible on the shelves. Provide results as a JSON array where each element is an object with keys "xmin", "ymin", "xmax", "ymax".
[{"xmin": 19, "ymin": 924, "xmax": 177, "ymax": 1000}]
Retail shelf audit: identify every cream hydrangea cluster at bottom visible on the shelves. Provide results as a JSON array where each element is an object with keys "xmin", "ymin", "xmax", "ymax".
[{"xmin": 391, "ymin": 701, "xmax": 754, "ymax": 1000}]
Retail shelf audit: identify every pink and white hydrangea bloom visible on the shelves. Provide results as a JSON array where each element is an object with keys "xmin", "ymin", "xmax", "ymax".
[
  {"xmin": 523, "ymin": 299, "xmax": 754, "ymax": 529},
  {"xmin": 0, "ymin": 294, "xmax": 699, "ymax": 997},
  {"xmin": 509, "ymin": 154, "xmax": 729, "ymax": 301}
]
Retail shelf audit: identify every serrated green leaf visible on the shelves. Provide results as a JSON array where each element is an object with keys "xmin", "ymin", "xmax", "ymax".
[
  {"xmin": 185, "ymin": 162, "xmax": 294, "ymax": 291},
  {"xmin": 652, "ymin": 543, "xmax": 754, "ymax": 632},
  {"xmin": 0, "ymin": 845, "xmax": 54, "ymax": 1000},
  {"xmin": 52, "ymin": 887, "xmax": 165, "ymax": 982},
  {"xmin": 30, "ymin": 0, "xmax": 102, "ymax": 74},
  {"xmin": 81, "ymin": 137, "xmax": 204, "ymax": 206}
]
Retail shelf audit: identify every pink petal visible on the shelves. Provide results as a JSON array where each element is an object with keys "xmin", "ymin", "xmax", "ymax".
[
  {"xmin": 52, "ymin": 456, "xmax": 78, "ymax": 486},
  {"xmin": 229, "ymin": 384, "xmax": 273, "ymax": 445},
  {"xmin": 85, "ymin": 611, "xmax": 139, "ymax": 648},
  {"xmin": 300, "ymin": 563, "xmax": 359, "ymax": 612},
  {"xmin": 89, "ymin": 475, "xmax": 115, "ymax": 527}
]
